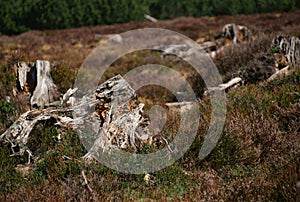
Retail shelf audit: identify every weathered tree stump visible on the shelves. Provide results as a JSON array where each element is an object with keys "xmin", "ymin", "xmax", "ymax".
[
  {"xmin": 267, "ymin": 35, "xmax": 300, "ymax": 80},
  {"xmin": 14, "ymin": 60, "xmax": 60, "ymax": 109},
  {"xmin": 272, "ymin": 35, "xmax": 300, "ymax": 70},
  {"xmin": 216, "ymin": 23, "xmax": 252, "ymax": 45}
]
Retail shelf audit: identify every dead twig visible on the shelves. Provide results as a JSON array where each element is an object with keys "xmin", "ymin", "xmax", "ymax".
[{"xmin": 81, "ymin": 170, "xmax": 97, "ymax": 201}]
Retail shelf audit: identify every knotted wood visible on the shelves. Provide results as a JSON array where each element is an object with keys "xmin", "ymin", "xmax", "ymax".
[{"xmin": 1, "ymin": 75, "xmax": 151, "ymax": 161}]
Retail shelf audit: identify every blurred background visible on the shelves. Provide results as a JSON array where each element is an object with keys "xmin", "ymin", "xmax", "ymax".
[{"xmin": 1, "ymin": 0, "xmax": 300, "ymax": 35}]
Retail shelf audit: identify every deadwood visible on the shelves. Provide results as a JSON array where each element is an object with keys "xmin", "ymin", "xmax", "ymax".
[
  {"xmin": 268, "ymin": 35, "xmax": 300, "ymax": 81},
  {"xmin": 155, "ymin": 23, "xmax": 252, "ymax": 59},
  {"xmin": 204, "ymin": 77, "xmax": 242, "ymax": 96},
  {"xmin": 1, "ymin": 75, "xmax": 151, "ymax": 161},
  {"xmin": 205, "ymin": 35, "xmax": 300, "ymax": 95},
  {"xmin": 144, "ymin": 14, "xmax": 158, "ymax": 23},
  {"xmin": 217, "ymin": 23, "xmax": 252, "ymax": 45},
  {"xmin": 14, "ymin": 60, "xmax": 60, "ymax": 109},
  {"xmin": 272, "ymin": 35, "xmax": 300, "ymax": 70},
  {"xmin": 94, "ymin": 34, "xmax": 123, "ymax": 44}
]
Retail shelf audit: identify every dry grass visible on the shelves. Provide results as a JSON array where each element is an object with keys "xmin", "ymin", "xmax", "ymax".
[{"xmin": 0, "ymin": 11, "xmax": 299, "ymax": 201}]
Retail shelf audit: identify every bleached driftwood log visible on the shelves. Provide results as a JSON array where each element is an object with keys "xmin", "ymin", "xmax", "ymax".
[
  {"xmin": 14, "ymin": 60, "xmax": 60, "ymax": 109},
  {"xmin": 0, "ymin": 75, "xmax": 151, "ymax": 161}
]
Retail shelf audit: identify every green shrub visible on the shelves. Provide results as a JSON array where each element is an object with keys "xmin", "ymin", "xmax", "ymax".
[
  {"xmin": 149, "ymin": 0, "xmax": 299, "ymax": 19},
  {"xmin": 0, "ymin": 100, "xmax": 15, "ymax": 122},
  {"xmin": 0, "ymin": 0, "xmax": 150, "ymax": 35},
  {"xmin": 1, "ymin": 0, "xmax": 300, "ymax": 35}
]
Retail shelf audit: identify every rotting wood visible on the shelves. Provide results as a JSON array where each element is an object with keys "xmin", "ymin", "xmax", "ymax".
[
  {"xmin": 14, "ymin": 60, "xmax": 60, "ymax": 109},
  {"xmin": 267, "ymin": 35, "xmax": 300, "ymax": 81},
  {"xmin": 154, "ymin": 23, "xmax": 251, "ymax": 59},
  {"xmin": 205, "ymin": 35, "xmax": 300, "ymax": 95},
  {"xmin": 207, "ymin": 24, "xmax": 252, "ymax": 58},
  {"xmin": 0, "ymin": 75, "xmax": 152, "ymax": 162},
  {"xmin": 216, "ymin": 23, "xmax": 252, "ymax": 45},
  {"xmin": 14, "ymin": 62, "xmax": 34, "ymax": 95},
  {"xmin": 272, "ymin": 35, "xmax": 300, "ymax": 70},
  {"xmin": 30, "ymin": 60, "xmax": 60, "ymax": 108}
]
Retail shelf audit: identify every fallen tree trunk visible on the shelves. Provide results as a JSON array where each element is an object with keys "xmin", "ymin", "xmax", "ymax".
[{"xmin": 1, "ymin": 75, "xmax": 151, "ymax": 161}]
